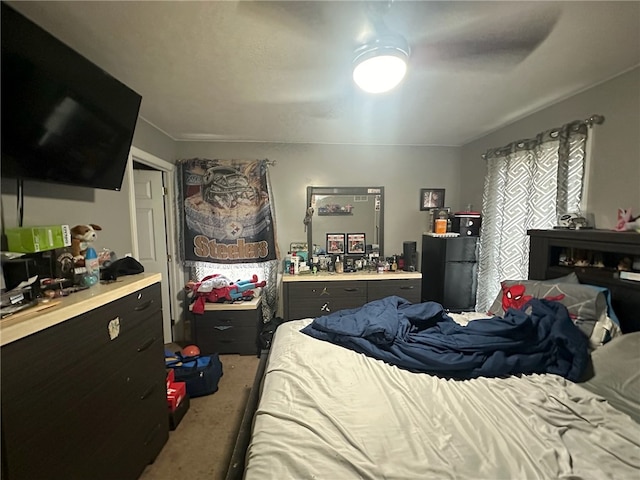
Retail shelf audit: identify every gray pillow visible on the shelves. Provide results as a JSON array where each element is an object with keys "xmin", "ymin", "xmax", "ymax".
[{"xmin": 488, "ymin": 280, "xmax": 607, "ymax": 343}]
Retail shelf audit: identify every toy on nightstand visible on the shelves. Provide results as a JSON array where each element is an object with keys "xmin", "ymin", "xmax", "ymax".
[
  {"xmin": 615, "ymin": 209, "xmax": 640, "ymax": 232},
  {"xmin": 186, "ymin": 274, "xmax": 266, "ymax": 314},
  {"xmin": 229, "ymin": 275, "xmax": 266, "ymax": 300}
]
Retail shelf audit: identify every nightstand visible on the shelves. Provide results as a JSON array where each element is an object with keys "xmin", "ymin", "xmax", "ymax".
[{"xmin": 190, "ymin": 296, "xmax": 262, "ymax": 356}]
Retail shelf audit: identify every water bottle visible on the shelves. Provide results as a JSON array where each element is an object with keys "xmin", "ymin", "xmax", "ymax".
[{"xmin": 83, "ymin": 247, "xmax": 99, "ymax": 287}]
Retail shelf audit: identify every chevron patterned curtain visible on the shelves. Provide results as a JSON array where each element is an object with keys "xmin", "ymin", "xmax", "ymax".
[{"xmin": 475, "ymin": 121, "xmax": 588, "ymax": 313}]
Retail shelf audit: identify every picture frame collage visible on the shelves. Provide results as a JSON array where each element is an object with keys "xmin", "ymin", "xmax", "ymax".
[{"xmin": 326, "ymin": 233, "xmax": 366, "ymax": 255}]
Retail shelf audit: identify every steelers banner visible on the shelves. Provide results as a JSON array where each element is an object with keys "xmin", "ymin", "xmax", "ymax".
[{"xmin": 178, "ymin": 158, "xmax": 276, "ymax": 264}]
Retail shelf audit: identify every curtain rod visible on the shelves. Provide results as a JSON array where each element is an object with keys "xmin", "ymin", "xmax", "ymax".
[{"xmin": 481, "ymin": 114, "xmax": 605, "ymax": 160}]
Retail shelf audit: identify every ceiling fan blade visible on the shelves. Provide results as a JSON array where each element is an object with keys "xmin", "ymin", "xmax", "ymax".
[
  {"xmin": 236, "ymin": 1, "xmax": 326, "ymax": 36},
  {"xmin": 236, "ymin": 1, "xmax": 370, "ymax": 40},
  {"xmin": 409, "ymin": 3, "xmax": 561, "ymax": 70}
]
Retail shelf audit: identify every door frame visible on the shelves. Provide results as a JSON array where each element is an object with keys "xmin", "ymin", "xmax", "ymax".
[{"xmin": 126, "ymin": 146, "xmax": 183, "ymax": 342}]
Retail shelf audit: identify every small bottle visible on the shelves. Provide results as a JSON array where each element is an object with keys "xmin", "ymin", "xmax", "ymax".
[
  {"xmin": 284, "ymin": 252, "xmax": 292, "ymax": 274},
  {"xmin": 83, "ymin": 247, "xmax": 99, "ymax": 287},
  {"xmin": 391, "ymin": 256, "xmax": 398, "ymax": 272},
  {"xmin": 435, "ymin": 211, "xmax": 448, "ymax": 234},
  {"xmin": 335, "ymin": 255, "xmax": 343, "ymax": 274}
]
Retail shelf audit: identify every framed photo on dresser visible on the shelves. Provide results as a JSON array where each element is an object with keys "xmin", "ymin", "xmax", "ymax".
[
  {"xmin": 347, "ymin": 233, "xmax": 366, "ymax": 254},
  {"xmin": 326, "ymin": 233, "xmax": 345, "ymax": 254}
]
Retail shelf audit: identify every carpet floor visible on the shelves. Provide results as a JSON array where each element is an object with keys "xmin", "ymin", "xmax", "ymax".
[{"xmin": 140, "ymin": 354, "xmax": 261, "ymax": 480}]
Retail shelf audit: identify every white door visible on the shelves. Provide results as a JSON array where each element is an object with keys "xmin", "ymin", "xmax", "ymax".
[{"xmin": 133, "ymin": 169, "xmax": 172, "ymax": 343}]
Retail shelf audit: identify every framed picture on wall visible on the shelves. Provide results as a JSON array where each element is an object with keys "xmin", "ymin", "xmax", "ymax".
[
  {"xmin": 347, "ymin": 233, "xmax": 366, "ymax": 255},
  {"xmin": 420, "ymin": 188, "xmax": 446, "ymax": 211},
  {"xmin": 326, "ymin": 233, "xmax": 345, "ymax": 254}
]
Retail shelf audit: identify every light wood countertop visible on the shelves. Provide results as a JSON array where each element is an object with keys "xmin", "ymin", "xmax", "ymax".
[
  {"xmin": 282, "ymin": 271, "xmax": 422, "ymax": 282},
  {"xmin": 0, "ymin": 273, "xmax": 161, "ymax": 347}
]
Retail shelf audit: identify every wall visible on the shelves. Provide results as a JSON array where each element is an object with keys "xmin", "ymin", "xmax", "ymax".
[
  {"xmin": 1, "ymin": 173, "xmax": 133, "ymax": 257},
  {"xmin": 175, "ymin": 142, "xmax": 463, "ymax": 261},
  {"xmin": 460, "ymin": 67, "xmax": 640, "ymax": 230},
  {"xmin": 132, "ymin": 117, "xmax": 177, "ymax": 161}
]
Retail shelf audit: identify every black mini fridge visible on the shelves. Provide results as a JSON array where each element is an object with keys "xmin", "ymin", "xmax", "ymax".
[{"xmin": 421, "ymin": 235, "xmax": 479, "ymax": 311}]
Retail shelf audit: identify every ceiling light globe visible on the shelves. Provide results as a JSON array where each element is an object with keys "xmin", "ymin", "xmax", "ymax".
[{"xmin": 352, "ymin": 40, "xmax": 409, "ymax": 94}]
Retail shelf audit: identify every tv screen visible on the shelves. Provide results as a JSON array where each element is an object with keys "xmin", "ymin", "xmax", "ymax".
[{"xmin": 1, "ymin": 3, "xmax": 142, "ymax": 191}]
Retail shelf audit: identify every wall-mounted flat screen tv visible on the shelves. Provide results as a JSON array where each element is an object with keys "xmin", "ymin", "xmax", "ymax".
[{"xmin": 1, "ymin": 2, "xmax": 142, "ymax": 191}]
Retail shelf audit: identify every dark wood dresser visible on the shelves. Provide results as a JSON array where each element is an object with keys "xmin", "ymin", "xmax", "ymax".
[
  {"xmin": 282, "ymin": 271, "xmax": 422, "ymax": 321},
  {"xmin": 0, "ymin": 274, "xmax": 168, "ymax": 480},
  {"xmin": 528, "ymin": 229, "xmax": 640, "ymax": 333}
]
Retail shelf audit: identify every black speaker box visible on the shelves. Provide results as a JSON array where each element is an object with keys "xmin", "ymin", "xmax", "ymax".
[
  {"xmin": 2, "ymin": 257, "xmax": 41, "ymax": 293},
  {"xmin": 403, "ymin": 241, "xmax": 418, "ymax": 271}
]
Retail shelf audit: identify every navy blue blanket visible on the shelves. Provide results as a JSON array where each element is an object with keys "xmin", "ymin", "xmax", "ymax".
[{"xmin": 300, "ymin": 296, "xmax": 589, "ymax": 381}]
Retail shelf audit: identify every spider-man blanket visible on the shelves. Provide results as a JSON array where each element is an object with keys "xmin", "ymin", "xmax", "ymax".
[{"xmin": 300, "ymin": 296, "xmax": 588, "ymax": 381}]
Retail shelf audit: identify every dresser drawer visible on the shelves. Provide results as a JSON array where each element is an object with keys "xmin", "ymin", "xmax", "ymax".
[
  {"xmin": 287, "ymin": 281, "xmax": 365, "ymax": 299},
  {"xmin": 192, "ymin": 305, "xmax": 262, "ymax": 355},
  {"xmin": 2, "ymin": 315, "xmax": 164, "ymax": 449},
  {"xmin": 193, "ymin": 308, "xmax": 259, "ymax": 328},
  {"xmin": 288, "ymin": 295, "xmax": 366, "ymax": 320},
  {"xmin": 368, "ymin": 279, "xmax": 421, "ymax": 303},
  {"xmin": 1, "ymin": 284, "xmax": 161, "ymax": 404},
  {"xmin": 87, "ymin": 376, "xmax": 168, "ymax": 480},
  {"xmin": 1, "ymin": 303, "xmax": 162, "ymax": 405},
  {"xmin": 196, "ymin": 325, "xmax": 258, "ymax": 355},
  {"xmin": 9, "ymin": 373, "xmax": 167, "ymax": 480}
]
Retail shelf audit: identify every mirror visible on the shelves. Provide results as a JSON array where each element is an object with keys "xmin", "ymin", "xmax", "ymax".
[{"xmin": 306, "ymin": 186, "xmax": 384, "ymax": 259}]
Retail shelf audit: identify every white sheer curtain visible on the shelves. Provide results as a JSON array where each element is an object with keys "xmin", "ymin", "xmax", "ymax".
[
  {"xmin": 191, "ymin": 261, "xmax": 279, "ymax": 323},
  {"xmin": 475, "ymin": 121, "xmax": 589, "ymax": 313}
]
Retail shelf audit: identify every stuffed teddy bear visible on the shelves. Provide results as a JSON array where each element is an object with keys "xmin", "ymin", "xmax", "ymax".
[{"xmin": 70, "ymin": 224, "xmax": 102, "ymax": 260}]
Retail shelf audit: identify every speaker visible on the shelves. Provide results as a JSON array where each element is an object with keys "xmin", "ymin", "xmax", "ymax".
[
  {"xmin": 2, "ymin": 257, "xmax": 41, "ymax": 293},
  {"xmin": 403, "ymin": 241, "xmax": 418, "ymax": 272}
]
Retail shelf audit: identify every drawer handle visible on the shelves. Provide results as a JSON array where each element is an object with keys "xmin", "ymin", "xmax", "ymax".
[
  {"xmin": 140, "ymin": 382, "xmax": 157, "ymax": 400},
  {"xmin": 343, "ymin": 288, "xmax": 359, "ymax": 292},
  {"xmin": 137, "ymin": 337, "xmax": 156, "ymax": 352},
  {"xmin": 400, "ymin": 286, "xmax": 415, "ymax": 290},
  {"xmin": 134, "ymin": 299, "xmax": 154, "ymax": 311}
]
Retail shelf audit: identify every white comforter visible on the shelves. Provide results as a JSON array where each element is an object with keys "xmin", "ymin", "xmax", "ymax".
[{"xmin": 244, "ymin": 319, "xmax": 640, "ymax": 480}]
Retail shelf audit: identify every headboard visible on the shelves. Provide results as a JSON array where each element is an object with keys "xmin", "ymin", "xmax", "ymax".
[{"xmin": 528, "ymin": 229, "xmax": 640, "ymax": 333}]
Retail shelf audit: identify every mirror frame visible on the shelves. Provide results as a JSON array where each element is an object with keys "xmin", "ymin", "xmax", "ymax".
[{"xmin": 306, "ymin": 186, "xmax": 384, "ymax": 259}]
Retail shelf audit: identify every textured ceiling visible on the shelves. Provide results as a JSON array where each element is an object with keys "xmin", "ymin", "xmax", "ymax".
[{"xmin": 7, "ymin": 1, "xmax": 640, "ymax": 146}]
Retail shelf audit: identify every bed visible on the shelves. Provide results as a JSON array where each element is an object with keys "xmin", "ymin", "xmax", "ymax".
[{"xmin": 226, "ymin": 238, "xmax": 640, "ymax": 479}]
